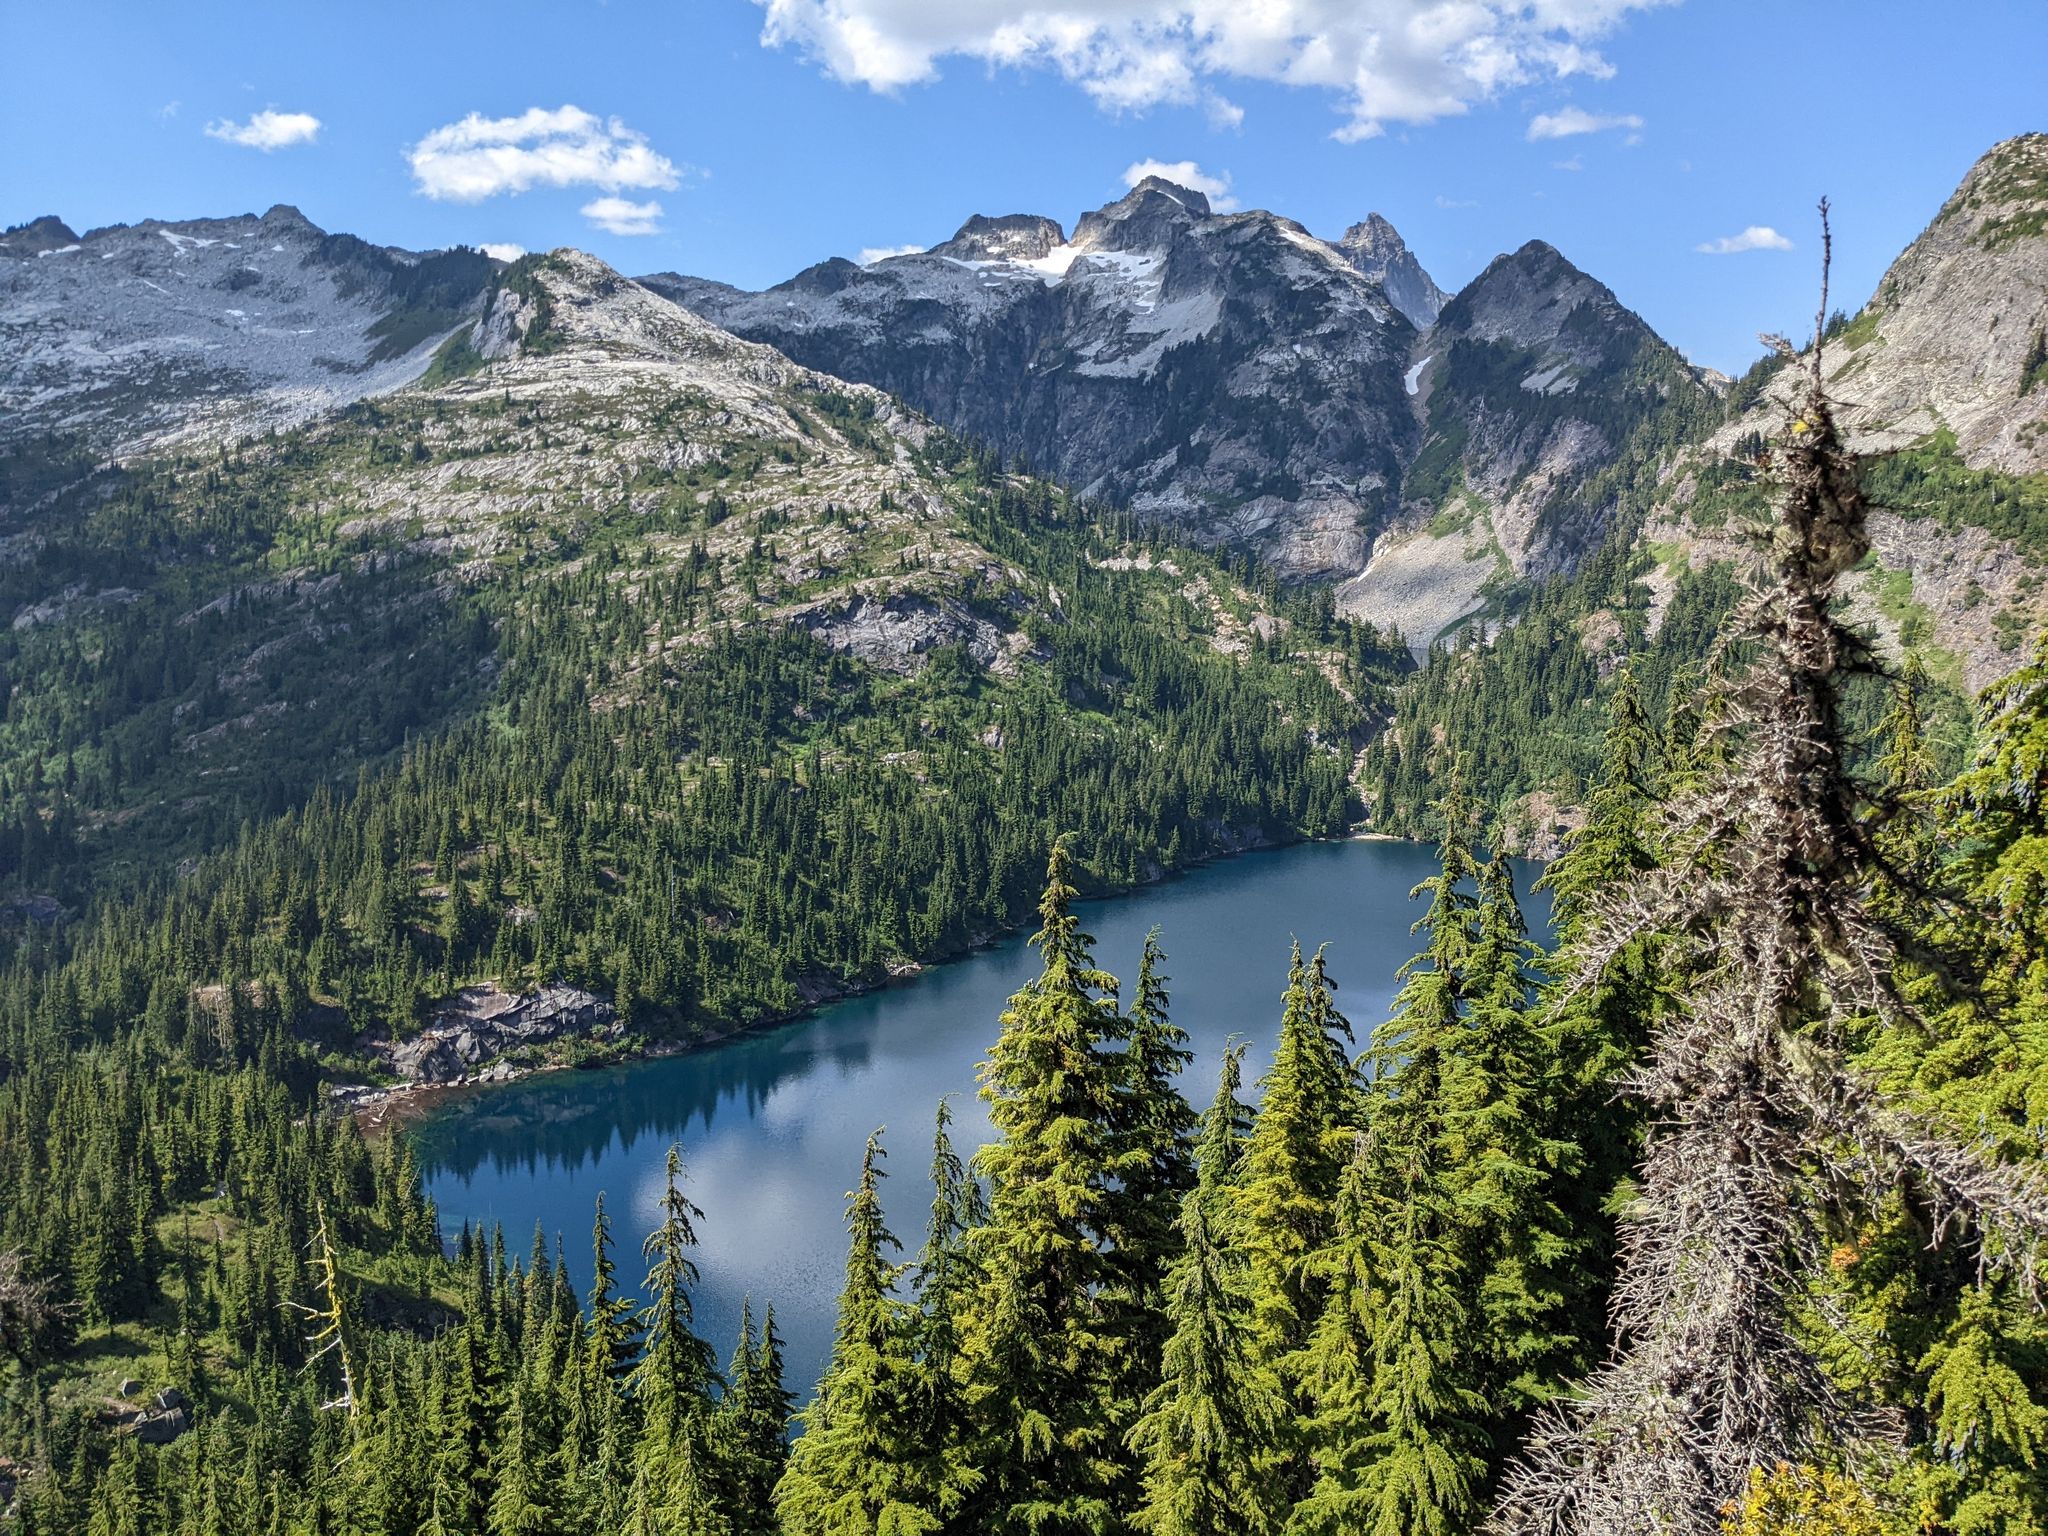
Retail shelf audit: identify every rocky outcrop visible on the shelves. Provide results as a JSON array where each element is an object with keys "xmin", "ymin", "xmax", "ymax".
[
  {"xmin": 103, "ymin": 1385, "xmax": 191, "ymax": 1444},
  {"xmin": 800, "ymin": 592, "xmax": 1008, "ymax": 674},
  {"xmin": 1818, "ymin": 133, "xmax": 2048, "ymax": 474},
  {"xmin": 378, "ymin": 984, "xmax": 618, "ymax": 1084}
]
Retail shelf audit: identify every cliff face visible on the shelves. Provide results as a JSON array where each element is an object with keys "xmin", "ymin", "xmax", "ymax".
[
  {"xmin": 1642, "ymin": 135, "xmax": 2048, "ymax": 691},
  {"xmin": 645, "ymin": 178, "xmax": 1425, "ymax": 586},
  {"xmin": 1821, "ymin": 132, "xmax": 2048, "ymax": 474}
]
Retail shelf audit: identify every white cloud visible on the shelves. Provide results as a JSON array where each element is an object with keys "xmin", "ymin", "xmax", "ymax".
[
  {"xmin": 1695, "ymin": 225, "xmax": 1794, "ymax": 255},
  {"xmin": 1551, "ymin": 155, "xmax": 1583, "ymax": 171},
  {"xmin": 858, "ymin": 243, "xmax": 926, "ymax": 265},
  {"xmin": 480, "ymin": 243, "xmax": 527, "ymax": 262},
  {"xmin": 205, "ymin": 109, "xmax": 322, "ymax": 151},
  {"xmin": 1122, "ymin": 158, "xmax": 1238, "ymax": 211},
  {"xmin": 581, "ymin": 196, "xmax": 665, "ymax": 236},
  {"xmin": 409, "ymin": 106, "xmax": 683, "ymax": 203},
  {"xmin": 1526, "ymin": 105, "xmax": 1643, "ymax": 140},
  {"xmin": 158, "ymin": 101, "xmax": 181, "ymax": 121},
  {"xmin": 1435, "ymin": 193, "xmax": 1479, "ymax": 208},
  {"xmin": 754, "ymin": 0, "xmax": 1669, "ymax": 141}
]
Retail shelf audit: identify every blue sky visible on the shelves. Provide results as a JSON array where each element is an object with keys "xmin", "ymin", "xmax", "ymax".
[{"xmin": 5, "ymin": 0, "xmax": 2042, "ymax": 373}]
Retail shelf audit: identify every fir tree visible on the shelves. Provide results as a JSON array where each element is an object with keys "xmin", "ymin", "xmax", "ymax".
[
  {"xmin": 587, "ymin": 1193, "xmax": 640, "ymax": 1389},
  {"xmin": 1127, "ymin": 1185, "xmax": 1285, "ymax": 1536},
  {"xmin": 631, "ymin": 1143, "xmax": 719, "ymax": 1448},
  {"xmin": 1101, "ymin": 931, "xmax": 1198, "ymax": 1457},
  {"xmin": 959, "ymin": 839, "xmax": 1134, "ymax": 1536},
  {"xmin": 775, "ymin": 1131, "xmax": 930, "ymax": 1536}
]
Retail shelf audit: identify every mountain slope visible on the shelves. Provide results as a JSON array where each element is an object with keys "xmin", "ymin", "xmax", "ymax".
[
  {"xmin": 1342, "ymin": 240, "xmax": 1719, "ymax": 648},
  {"xmin": 645, "ymin": 183, "xmax": 1739, "ymax": 651},
  {"xmin": 0, "ymin": 205, "xmax": 495, "ymax": 455},
  {"xmin": 1643, "ymin": 133, "xmax": 2048, "ymax": 691},
  {"xmin": 2, "ymin": 248, "xmax": 1401, "ymax": 976}
]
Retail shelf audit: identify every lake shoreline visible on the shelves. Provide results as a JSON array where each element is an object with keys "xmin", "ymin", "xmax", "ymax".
[{"xmin": 348, "ymin": 825, "xmax": 1413, "ymax": 1134}]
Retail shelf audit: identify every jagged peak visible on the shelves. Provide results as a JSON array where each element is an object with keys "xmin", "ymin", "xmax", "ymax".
[
  {"xmin": 1337, "ymin": 211, "xmax": 1402, "ymax": 251},
  {"xmin": 930, "ymin": 213, "xmax": 1067, "ymax": 263},
  {"xmin": 1338, "ymin": 212, "xmax": 1446, "ymax": 329},
  {"xmin": 1072, "ymin": 178, "xmax": 1210, "ymax": 255},
  {"xmin": 1434, "ymin": 237, "xmax": 1650, "ymax": 358},
  {"xmin": 1119, "ymin": 175, "xmax": 1212, "ymax": 217}
]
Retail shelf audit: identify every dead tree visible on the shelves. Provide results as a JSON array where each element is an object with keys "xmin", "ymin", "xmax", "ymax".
[
  {"xmin": 0, "ymin": 1251, "xmax": 65, "ymax": 1364},
  {"xmin": 290, "ymin": 1202, "xmax": 363, "ymax": 1421},
  {"xmin": 1490, "ymin": 203, "xmax": 2048, "ymax": 1536}
]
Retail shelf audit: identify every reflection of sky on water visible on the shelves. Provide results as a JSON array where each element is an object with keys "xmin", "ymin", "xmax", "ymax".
[{"xmin": 415, "ymin": 839, "xmax": 1552, "ymax": 1398}]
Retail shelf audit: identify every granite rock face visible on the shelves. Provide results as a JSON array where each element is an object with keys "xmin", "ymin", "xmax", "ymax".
[
  {"xmin": 644, "ymin": 186, "xmax": 1717, "ymax": 645},
  {"xmin": 382, "ymin": 984, "xmax": 618, "ymax": 1083},
  {"xmin": 644, "ymin": 178, "xmax": 1425, "ymax": 585},
  {"xmin": 1338, "ymin": 213, "xmax": 1449, "ymax": 329}
]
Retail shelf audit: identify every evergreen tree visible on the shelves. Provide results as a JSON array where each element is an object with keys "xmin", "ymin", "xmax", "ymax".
[
  {"xmin": 775, "ymin": 1131, "xmax": 930, "ymax": 1536},
  {"xmin": 717, "ymin": 1301, "xmax": 794, "ymax": 1536},
  {"xmin": 1445, "ymin": 851, "xmax": 1578, "ymax": 1423},
  {"xmin": 631, "ymin": 1143, "xmax": 719, "ymax": 1447},
  {"xmin": 1193, "ymin": 1043, "xmax": 1254, "ymax": 1209},
  {"xmin": 587, "ymin": 1193, "xmax": 641, "ymax": 1390},
  {"xmin": 1495, "ymin": 260, "xmax": 2048, "ymax": 1536},
  {"xmin": 1101, "ymin": 931, "xmax": 1197, "ymax": 1449},
  {"xmin": 1127, "ymin": 1184, "xmax": 1285, "ymax": 1536},
  {"xmin": 904, "ymin": 1098, "xmax": 987, "ymax": 1526},
  {"xmin": 959, "ymin": 840, "xmax": 1134, "ymax": 1535}
]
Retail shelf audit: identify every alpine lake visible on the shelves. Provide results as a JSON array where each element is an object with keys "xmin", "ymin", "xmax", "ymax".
[{"xmin": 414, "ymin": 837, "xmax": 1552, "ymax": 1398}]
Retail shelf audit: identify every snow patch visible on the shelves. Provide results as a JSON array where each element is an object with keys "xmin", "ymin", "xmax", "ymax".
[
  {"xmin": 1404, "ymin": 355, "xmax": 1433, "ymax": 395},
  {"xmin": 37, "ymin": 245, "xmax": 81, "ymax": 258}
]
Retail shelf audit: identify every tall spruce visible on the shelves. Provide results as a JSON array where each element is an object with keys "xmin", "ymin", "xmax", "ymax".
[
  {"xmin": 1101, "ymin": 931, "xmax": 1198, "ymax": 1437},
  {"xmin": 1229, "ymin": 942, "xmax": 1357, "ymax": 1509},
  {"xmin": 1446, "ymin": 851, "xmax": 1578, "ymax": 1424},
  {"xmin": 959, "ymin": 839, "xmax": 1133, "ymax": 1536},
  {"xmin": 1126, "ymin": 1183, "xmax": 1285, "ymax": 1536},
  {"xmin": 904, "ymin": 1099, "xmax": 986, "ymax": 1527},
  {"xmin": 632, "ymin": 1145, "xmax": 719, "ymax": 1463},
  {"xmin": 775, "ymin": 1131, "xmax": 930, "ymax": 1536}
]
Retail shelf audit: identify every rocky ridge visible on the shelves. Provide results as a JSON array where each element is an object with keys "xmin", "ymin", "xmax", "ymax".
[
  {"xmin": 0, "ymin": 205, "xmax": 495, "ymax": 456},
  {"xmin": 1644, "ymin": 134, "xmax": 2048, "ymax": 688},
  {"xmin": 643, "ymin": 177, "xmax": 1423, "ymax": 589}
]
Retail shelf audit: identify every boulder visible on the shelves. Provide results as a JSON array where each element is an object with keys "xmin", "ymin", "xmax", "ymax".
[{"xmin": 133, "ymin": 1406, "xmax": 189, "ymax": 1444}]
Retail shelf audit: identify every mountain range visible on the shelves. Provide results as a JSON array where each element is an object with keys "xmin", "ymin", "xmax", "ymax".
[{"xmin": 6, "ymin": 135, "xmax": 2045, "ymax": 674}]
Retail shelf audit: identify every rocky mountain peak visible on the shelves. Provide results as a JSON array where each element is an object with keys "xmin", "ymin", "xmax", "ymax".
[
  {"xmin": 258, "ymin": 203, "xmax": 320, "ymax": 234},
  {"xmin": 1743, "ymin": 131, "xmax": 2048, "ymax": 475},
  {"xmin": 1435, "ymin": 239, "xmax": 1620, "ymax": 353},
  {"xmin": 769, "ymin": 256, "xmax": 865, "ymax": 296},
  {"xmin": 1073, "ymin": 178, "xmax": 1210, "ymax": 254},
  {"xmin": 0, "ymin": 215, "xmax": 83, "ymax": 254},
  {"xmin": 1337, "ymin": 212, "xmax": 1447, "ymax": 329},
  {"xmin": 931, "ymin": 213, "xmax": 1067, "ymax": 263}
]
